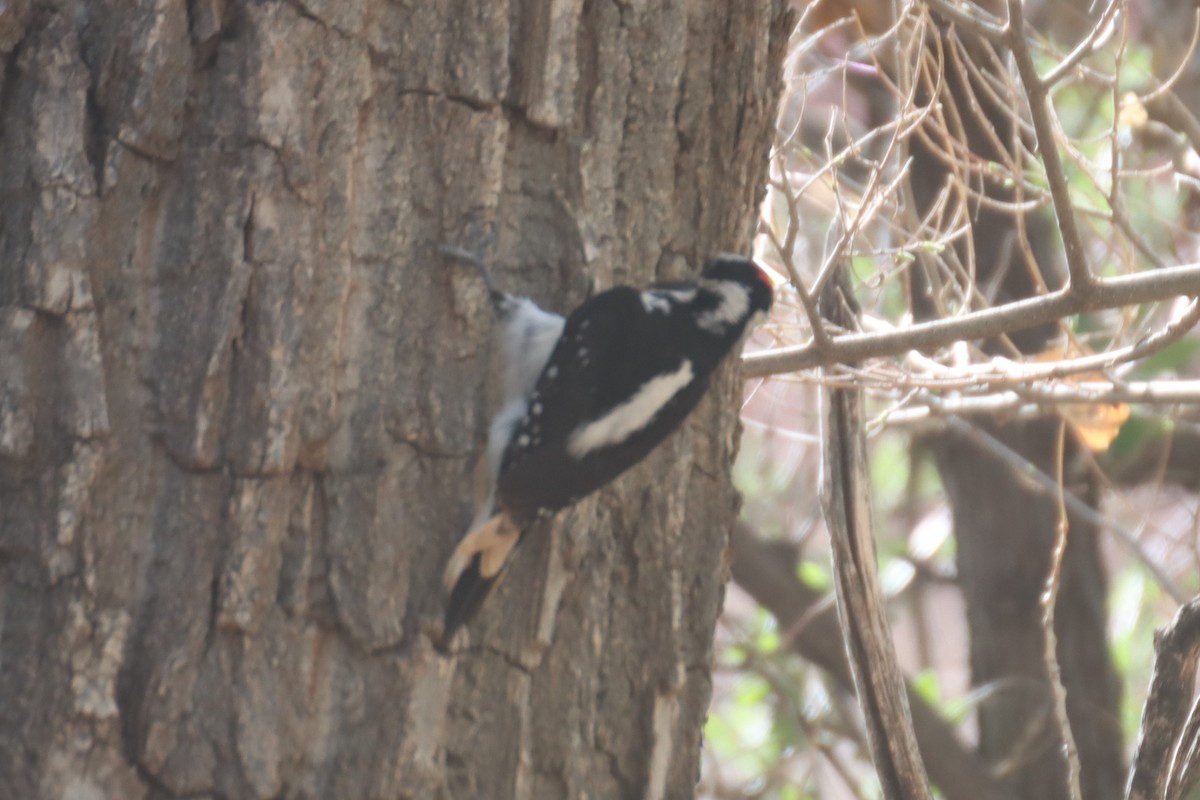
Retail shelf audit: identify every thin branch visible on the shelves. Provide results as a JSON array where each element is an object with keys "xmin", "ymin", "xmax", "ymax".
[
  {"xmin": 1147, "ymin": 91, "xmax": 1200, "ymax": 161},
  {"xmin": 1006, "ymin": 0, "xmax": 1096, "ymax": 297},
  {"xmin": 1040, "ymin": 0, "xmax": 1121, "ymax": 89},
  {"xmin": 1139, "ymin": 10, "xmax": 1200, "ymax": 105},
  {"xmin": 867, "ymin": 380, "xmax": 1200, "ymax": 431},
  {"xmin": 819, "ymin": 277, "xmax": 933, "ymax": 798},
  {"xmin": 806, "ymin": 15, "xmax": 929, "ymax": 302},
  {"xmin": 1040, "ymin": 421, "xmax": 1084, "ymax": 800},
  {"xmin": 1010, "ymin": 379, "xmax": 1200, "ymax": 406},
  {"xmin": 767, "ymin": 159, "xmax": 832, "ymax": 346},
  {"xmin": 743, "ymin": 266, "xmax": 1200, "ymax": 377},
  {"xmin": 926, "ymin": 0, "xmax": 1009, "ymax": 41},
  {"xmin": 741, "ymin": 650, "xmax": 874, "ymax": 800},
  {"xmin": 817, "ymin": 298, "xmax": 1200, "ymax": 392}
]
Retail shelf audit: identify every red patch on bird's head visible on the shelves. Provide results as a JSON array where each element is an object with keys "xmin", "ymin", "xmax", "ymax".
[
  {"xmin": 703, "ymin": 254, "xmax": 778, "ymax": 306},
  {"xmin": 750, "ymin": 259, "xmax": 782, "ymax": 295}
]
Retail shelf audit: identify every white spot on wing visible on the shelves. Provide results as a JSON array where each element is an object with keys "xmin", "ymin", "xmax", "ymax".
[
  {"xmin": 566, "ymin": 360, "xmax": 694, "ymax": 458},
  {"xmin": 486, "ymin": 399, "xmax": 528, "ymax": 476}
]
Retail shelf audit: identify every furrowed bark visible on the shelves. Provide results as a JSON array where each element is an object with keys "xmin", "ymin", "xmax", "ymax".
[{"xmin": 0, "ymin": 2, "xmax": 791, "ymax": 798}]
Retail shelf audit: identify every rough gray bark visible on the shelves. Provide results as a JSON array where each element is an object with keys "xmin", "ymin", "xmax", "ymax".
[
  {"xmin": 0, "ymin": 2, "xmax": 790, "ymax": 798},
  {"xmin": 1127, "ymin": 598, "xmax": 1200, "ymax": 800}
]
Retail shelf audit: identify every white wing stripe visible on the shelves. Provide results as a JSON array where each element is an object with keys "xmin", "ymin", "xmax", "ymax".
[{"xmin": 566, "ymin": 360, "xmax": 694, "ymax": 458}]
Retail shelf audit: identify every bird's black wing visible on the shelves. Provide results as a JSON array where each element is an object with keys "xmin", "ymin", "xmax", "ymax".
[{"xmin": 497, "ymin": 286, "xmax": 698, "ymax": 514}]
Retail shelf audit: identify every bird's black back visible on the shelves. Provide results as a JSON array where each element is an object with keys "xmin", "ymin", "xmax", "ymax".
[{"xmin": 496, "ymin": 264, "xmax": 769, "ymax": 517}]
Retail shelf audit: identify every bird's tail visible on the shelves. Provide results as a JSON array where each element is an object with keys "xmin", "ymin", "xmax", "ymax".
[{"xmin": 439, "ymin": 511, "xmax": 523, "ymax": 650}]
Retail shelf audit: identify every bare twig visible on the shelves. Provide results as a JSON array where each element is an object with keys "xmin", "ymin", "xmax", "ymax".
[
  {"xmin": 1040, "ymin": 0, "xmax": 1121, "ymax": 89},
  {"xmin": 1005, "ymin": 0, "xmax": 1096, "ymax": 297},
  {"xmin": 741, "ymin": 650, "xmax": 873, "ymax": 800},
  {"xmin": 926, "ymin": 0, "xmax": 1009, "ymax": 41},
  {"xmin": 766, "ymin": 158, "xmax": 832, "ymax": 346},
  {"xmin": 1040, "ymin": 421, "xmax": 1084, "ymax": 800},
  {"xmin": 761, "ymin": 294, "xmax": 1200, "ymax": 396},
  {"xmin": 744, "ymin": 268, "xmax": 1200, "ymax": 376},
  {"xmin": 1140, "ymin": 10, "xmax": 1200, "ymax": 105},
  {"xmin": 866, "ymin": 380, "xmax": 1200, "ymax": 430}
]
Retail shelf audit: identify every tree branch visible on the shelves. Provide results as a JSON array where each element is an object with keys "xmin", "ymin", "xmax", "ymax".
[
  {"xmin": 1127, "ymin": 598, "xmax": 1200, "ymax": 800},
  {"xmin": 819, "ymin": 275, "xmax": 933, "ymax": 799},
  {"xmin": 1039, "ymin": 0, "xmax": 1121, "ymax": 89},
  {"xmin": 869, "ymin": 381, "xmax": 1200, "ymax": 431},
  {"xmin": 926, "ymin": 0, "xmax": 1009, "ymax": 42},
  {"xmin": 743, "ymin": 264, "xmax": 1200, "ymax": 377},
  {"xmin": 1039, "ymin": 422, "xmax": 1084, "ymax": 800},
  {"xmin": 1006, "ymin": 0, "xmax": 1095, "ymax": 297}
]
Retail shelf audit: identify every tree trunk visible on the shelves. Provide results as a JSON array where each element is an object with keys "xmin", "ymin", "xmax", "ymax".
[
  {"xmin": 931, "ymin": 421, "xmax": 1123, "ymax": 800},
  {"xmin": 908, "ymin": 15, "xmax": 1125, "ymax": 800},
  {"xmin": 0, "ymin": 2, "xmax": 790, "ymax": 798}
]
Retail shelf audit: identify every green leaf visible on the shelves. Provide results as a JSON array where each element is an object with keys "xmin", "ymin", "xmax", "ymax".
[
  {"xmin": 1128, "ymin": 339, "xmax": 1200, "ymax": 380},
  {"xmin": 797, "ymin": 560, "xmax": 831, "ymax": 591},
  {"xmin": 1105, "ymin": 414, "xmax": 1170, "ymax": 459},
  {"xmin": 755, "ymin": 613, "xmax": 780, "ymax": 655},
  {"xmin": 911, "ymin": 669, "xmax": 942, "ymax": 708},
  {"xmin": 735, "ymin": 674, "xmax": 771, "ymax": 707}
]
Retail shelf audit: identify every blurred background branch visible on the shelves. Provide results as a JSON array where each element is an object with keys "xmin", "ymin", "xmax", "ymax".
[{"xmin": 706, "ymin": 0, "xmax": 1200, "ymax": 796}]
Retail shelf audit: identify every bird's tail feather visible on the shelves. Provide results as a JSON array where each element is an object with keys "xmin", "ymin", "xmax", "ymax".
[{"xmin": 440, "ymin": 512, "xmax": 522, "ymax": 649}]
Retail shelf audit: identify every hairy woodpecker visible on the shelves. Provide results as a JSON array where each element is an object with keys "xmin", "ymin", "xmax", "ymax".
[{"xmin": 441, "ymin": 253, "xmax": 773, "ymax": 647}]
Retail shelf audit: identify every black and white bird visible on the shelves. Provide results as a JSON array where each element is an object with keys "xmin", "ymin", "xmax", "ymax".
[{"xmin": 440, "ymin": 251, "xmax": 774, "ymax": 646}]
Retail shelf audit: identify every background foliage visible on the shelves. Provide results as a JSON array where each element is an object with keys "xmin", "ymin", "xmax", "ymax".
[{"xmin": 703, "ymin": 1, "xmax": 1200, "ymax": 797}]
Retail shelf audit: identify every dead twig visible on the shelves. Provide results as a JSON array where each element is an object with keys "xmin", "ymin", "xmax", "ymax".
[{"xmin": 743, "ymin": 271, "xmax": 1200, "ymax": 377}]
